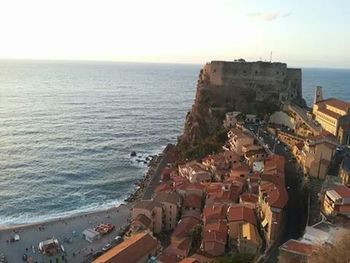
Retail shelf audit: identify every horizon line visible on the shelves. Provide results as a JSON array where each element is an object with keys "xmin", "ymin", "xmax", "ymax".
[{"xmin": 0, "ymin": 57, "xmax": 349, "ymax": 70}]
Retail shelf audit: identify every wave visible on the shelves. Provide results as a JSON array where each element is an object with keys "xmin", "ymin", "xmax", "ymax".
[{"xmin": 0, "ymin": 198, "xmax": 126, "ymax": 226}]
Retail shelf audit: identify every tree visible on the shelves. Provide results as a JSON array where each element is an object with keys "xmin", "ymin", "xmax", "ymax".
[
  {"xmin": 216, "ymin": 253, "xmax": 254, "ymax": 263},
  {"xmin": 189, "ymin": 225, "xmax": 202, "ymax": 254}
]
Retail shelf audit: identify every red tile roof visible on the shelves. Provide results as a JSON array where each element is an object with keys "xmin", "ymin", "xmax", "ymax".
[
  {"xmin": 155, "ymin": 182, "xmax": 173, "ymax": 193},
  {"xmin": 227, "ymin": 205, "xmax": 257, "ymax": 225},
  {"xmin": 316, "ymin": 98, "xmax": 350, "ymax": 112},
  {"xmin": 203, "ymin": 203, "xmax": 227, "ymax": 223},
  {"xmin": 332, "ymin": 185, "xmax": 350, "ymax": 198},
  {"xmin": 260, "ymin": 181, "xmax": 288, "ymax": 209},
  {"xmin": 172, "ymin": 217, "xmax": 201, "ymax": 240},
  {"xmin": 176, "ymin": 182, "xmax": 206, "ymax": 192},
  {"xmin": 93, "ymin": 232, "xmax": 158, "ymax": 263},
  {"xmin": 204, "ymin": 221, "xmax": 228, "ymax": 234},
  {"xmin": 202, "ymin": 230, "xmax": 227, "ymax": 245},
  {"xmin": 279, "ymin": 239, "xmax": 314, "ymax": 256},
  {"xmin": 184, "ymin": 194, "xmax": 202, "ymax": 209},
  {"xmin": 240, "ymin": 193, "xmax": 259, "ymax": 204}
]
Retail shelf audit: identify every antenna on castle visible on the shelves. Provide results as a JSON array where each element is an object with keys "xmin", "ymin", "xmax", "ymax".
[{"xmin": 270, "ymin": 51, "xmax": 272, "ymax": 63}]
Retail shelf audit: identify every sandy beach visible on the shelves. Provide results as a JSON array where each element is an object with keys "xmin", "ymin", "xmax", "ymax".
[{"xmin": 0, "ymin": 203, "xmax": 131, "ymax": 263}]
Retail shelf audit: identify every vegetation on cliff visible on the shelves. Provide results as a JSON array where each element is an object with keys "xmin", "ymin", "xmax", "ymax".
[{"xmin": 177, "ymin": 127, "xmax": 228, "ymax": 161}]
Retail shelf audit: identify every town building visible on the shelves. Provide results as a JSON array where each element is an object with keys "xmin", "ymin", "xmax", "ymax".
[
  {"xmin": 154, "ymin": 192, "xmax": 182, "ymax": 230},
  {"xmin": 298, "ymin": 135, "xmax": 337, "ymax": 179},
  {"xmin": 132, "ymin": 200, "xmax": 163, "ymax": 234},
  {"xmin": 93, "ymin": 232, "xmax": 159, "ymax": 263},
  {"xmin": 228, "ymin": 128, "xmax": 255, "ymax": 155},
  {"xmin": 278, "ymin": 239, "xmax": 314, "ymax": 263},
  {"xmin": 339, "ymin": 156, "xmax": 350, "ymax": 186},
  {"xmin": 203, "ymin": 203, "xmax": 227, "ymax": 225},
  {"xmin": 312, "ymin": 87, "xmax": 350, "ymax": 144},
  {"xmin": 237, "ymin": 222, "xmax": 261, "ymax": 255},
  {"xmin": 164, "ymin": 214, "xmax": 202, "ymax": 259},
  {"xmin": 226, "ymin": 205, "xmax": 257, "ymax": 240},
  {"xmin": 130, "ymin": 214, "xmax": 153, "ymax": 234},
  {"xmin": 322, "ymin": 185, "xmax": 350, "ymax": 218},
  {"xmin": 258, "ymin": 155, "xmax": 288, "ymax": 246},
  {"xmin": 183, "ymin": 194, "xmax": 203, "ymax": 213},
  {"xmin": 223, "ymin": 111, "xmax": 241, "ymax": 128},
  {"xmin": 178, "ymin": 161, "xmax": 213, "ymax": 183}
]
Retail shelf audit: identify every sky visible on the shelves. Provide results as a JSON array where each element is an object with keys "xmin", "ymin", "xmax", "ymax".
[{"xmin": 0, "ymin": 0, "xmax": 349, "ymax": 68}]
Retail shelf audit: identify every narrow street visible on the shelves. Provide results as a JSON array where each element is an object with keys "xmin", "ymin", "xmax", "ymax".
[{"xmin": 245, "ymin": 124, "xmax": 307, "ymax": 262}]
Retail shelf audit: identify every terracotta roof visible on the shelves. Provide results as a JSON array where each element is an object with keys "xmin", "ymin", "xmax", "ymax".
[
  {"xmin": 154, "ymin": 192, "xmax": 181, "ymax": 205},
  {"xmin": 240, "ymin": 193, "xmax": 259, "ymax": 204},
  {"xmin": 316, "ymin": 98, "xmax": 350, "ymax": 112},
  {"xmin": 172, "ymin": 217, "xmax": 201, "ymax": 240},
  {"xmin": 176, "ymin": 182, "xmax": 206, "ymax": 192},
  {"xmin": 267, "ymin": 186, "xmax": 288, "ymax": 209},
  {"xmin": 155, "ymin": 182, "xmax": 173, "ymax": 193},
  {"xmin": 133, "ymin": 200, "xmax": 161, "ymax": 211},
  {"xmin": 93, "ymin": 232, "xmax": 158, "ymax": 263},
  {"xmin": 227, "ymin": 205, "xmax": 256, "ymax": 225},
  {"xmin": 203, "ymin": 203, "xmax": 227, "ymax": 223},
  {"xmin": 264, "ymin": 155, "xmax": 285, "ymax": 173},
  {"xmin": 182, "ymin": 210, "xmax": 201, "ymax": 221},
  {"xmin": 260, "ymin": 182, "xmax": 288, "ymax": 209},
  {"xmin": 279, "ymin": 239, "xmax": 314, "ymax": 256},
  {"xmin": 317, "ymin": 107, "xmax": 341, "ymax": 119},
  {"xmin": 204, "ymin": 221, "xmax": 228, "ymax": 234},
  {"xmin": 184, "ymin": 194, "xmax": 202, "ymax": 209},
  {"xmin": 165, "ymin": 238, "xmax": 191, "ymax": 258},
  {"xmin": 202, "ymin": 230, "xmax": 227, "ymax": 245},
  {"xmin": 332, "ymin": 185, "xmax": 350, "ymax": 198}
]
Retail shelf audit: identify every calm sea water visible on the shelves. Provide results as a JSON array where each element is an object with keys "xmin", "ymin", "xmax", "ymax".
[{"xmin": 0, "ymin": 61, "xmax": 349, "ymax": 225}]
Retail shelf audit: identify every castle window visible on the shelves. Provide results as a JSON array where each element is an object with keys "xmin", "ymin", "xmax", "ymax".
[
  {"xmin": 255, "ymin": 71, "xmax": 258, "ymax": 75},
  {"xmin": 243, "ymin": 70, "xmax": 247, "ymax": 74},
  {"xmin": 213, "ymin": 69, "xmax": 217, "ymax": 73},
  {"xmin": 276, "ymin": 71, "xmax": 279, "ymax": 75}
]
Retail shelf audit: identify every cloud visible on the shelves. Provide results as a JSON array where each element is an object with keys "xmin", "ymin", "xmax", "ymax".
[
  {"xmin": 247, "ymin": 11, "xmax": 291, "ymax": 22},
  {"xmin": 262, "ymin": 12, "xmax": 279, "ymax": 21},
  {"xmin": 282, "ymin": 12, "xmax": 292, "ymax": 17}
]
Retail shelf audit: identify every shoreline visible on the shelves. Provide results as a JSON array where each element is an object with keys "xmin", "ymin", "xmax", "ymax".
[
  {"xmin": 0, "ymin": 145, "xmax": 172, "ymax": 262},
  {"xmin": 0, "ymin": 144, "xmax": 170, "ymax": 232}
]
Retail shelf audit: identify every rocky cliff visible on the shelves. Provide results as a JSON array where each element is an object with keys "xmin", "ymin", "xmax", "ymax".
[{"xmin": 179, "ymin": 60, "xmax": 306, "ymax": 146}]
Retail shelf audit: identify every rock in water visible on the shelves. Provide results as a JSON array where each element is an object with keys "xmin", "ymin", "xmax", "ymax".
[{"xmin": 130, "ymin": 151, "xmax": 137, "ymax": 157}]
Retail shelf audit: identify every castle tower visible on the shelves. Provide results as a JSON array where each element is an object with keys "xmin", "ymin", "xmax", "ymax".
[{"xmin": 314, "ymin": 86, "xmax": 323, "ymax": 104}]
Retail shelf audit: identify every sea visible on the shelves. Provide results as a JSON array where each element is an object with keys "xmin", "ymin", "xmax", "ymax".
[{"xmin": 0, "ymin": 60, "xmax": 349, "ymax": 225}]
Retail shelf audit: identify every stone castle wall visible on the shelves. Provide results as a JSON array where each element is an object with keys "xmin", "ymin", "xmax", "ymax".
[{"xmin": 201, "ymin": 61, "xmax": 302, "ymax": 103}]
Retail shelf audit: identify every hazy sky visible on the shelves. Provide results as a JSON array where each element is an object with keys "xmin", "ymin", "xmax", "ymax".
[{"xmin": 0, "ymin": 0, "xmax": 349, "ymax": 68}]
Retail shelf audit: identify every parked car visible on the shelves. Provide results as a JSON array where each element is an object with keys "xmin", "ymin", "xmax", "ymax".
[
  {"xmin": 22, "ymin": 254, "xmax": 27, "ymax": 261},
  {"xmin": 102, "ymin": 243, "xmax": 112, "ymax": 252},
  {"xmin": 114, "ymin": 236, "xmax": 123, "ymax": 245}
]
